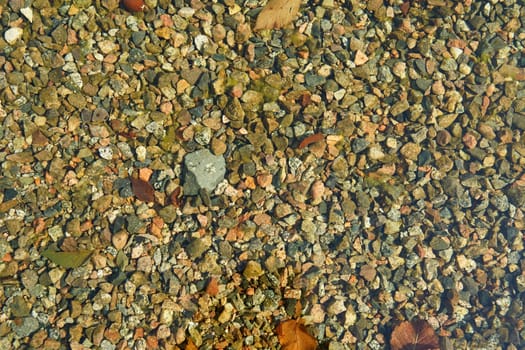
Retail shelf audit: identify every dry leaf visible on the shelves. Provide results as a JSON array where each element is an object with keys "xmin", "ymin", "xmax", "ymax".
[
  {"xmin": 390, "ymin": 320, "xmax": 440, "ymax": 350},
  {"xmin": 41, "ymin": 249, "xmax": 92, "ymax": 269},
  {"xmin": 400, "ymin": 0, "xmax": 411, "ymax": 16},
  {"xmin": 169, "ymin": 187, "xmax": 182, "ymax": 207},
  {"xmin": 254, "ymin": 0, "xmax": 301, "ymax": 31},
  {"xmin": 276, "ymin": 319, "xmax": 317, "ymax": 350},
  {"xmin": 298, "ymin": 133, "xmax": 324, "ymax": 149},
  {"xmin": 130, "ymin": 177, "xmax": 155, "ymax": 203}
]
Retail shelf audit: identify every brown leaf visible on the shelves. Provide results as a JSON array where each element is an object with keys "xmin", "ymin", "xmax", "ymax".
[
  {"xmin": 276, "ymin": 319, "xmax": 317, "ymax": 350},
  {"xmin": 169, "ymin": 187, "xmax": 183, "ymax": 207},
  {"xmin": 400, "ymin": 0, "xmax": 411, "ymax": 16},
  {"xmin": 390, "ymin": 320, "xmax": 440, "ymax": 350},
  {"xmin": 254, "ymin": 0, "xmax": 301, "ymax": 31},
  {"xmin": 298, "ymin": 133, "xmax": 324, "ymax": 149},
  {"xmin": 131, "ymin": 177, "xmax": 155, "ymax": 203}
]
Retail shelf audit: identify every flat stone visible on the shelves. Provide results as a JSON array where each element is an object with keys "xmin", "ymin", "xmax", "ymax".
[
  {"xmin": 183, "ymin": 149, "xmax": 226, "ymax": 195},
  {"xmin": 10, "ymin": 295, "xmax": 31, "ymax": 317},
  {"xmin": 12, "ymin": 317, "xmax": 39, "ymax": 338},
  {"xmin": 399, "ymin": 142, "xmax": 421, "ymax": 160},
  {"xmin": 185, "ymin": 237, "xmax": 209, "ymax": 259}
]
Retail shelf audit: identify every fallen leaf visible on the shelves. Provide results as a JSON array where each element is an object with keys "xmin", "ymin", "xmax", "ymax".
[
  {"xmin": 254, "ymin": 0, "xmax": 301, "ymax": 31},
  {"xmin": 41, "ymin": 249, "xmax": 92, "ymax": 268},
  {"xmin": 169, "ymin": 187, "xmax": 182, "ymax": 207},
  {"xmin": 298, "ymin": 133, "xmax": 324, "ymax": 149},
  {"xmin": 390, "ymin": 320, "xmax": 440, "ymax": 350},
  {"xmin": 400, "ymin": 0, "xmax": 411, "ymax": 16},
  {"xmin": 131, "ymin": 177, "xmax": 155, "ymax": 203},
  {"xmin": 276, "ymin": 319, "xmax": 317, "ymax": 350}
]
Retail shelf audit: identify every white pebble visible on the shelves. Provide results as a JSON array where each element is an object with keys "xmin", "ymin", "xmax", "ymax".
[
  {"xmin": 4, "ymin": 27, "xmax": 23, "ymax": 45},
  {"xmin": 99, "ymin": 146, "xmax": 114, "ymax": 160},
  {"xmin": 194, "ymin": 35, "xmax": 209, "ymax": 52},
  {"xmin": 21, "ymin": 7, "xmax": 33, "ymax": 23},
  {"xmin": 450, "ymin": 47, "xmax": 463, "ymax": 59},
  {"xmin": 333, "ymin": 89, "xmax": 346, "ymax": 101},
  {"xmin": 135, "ymin": 145, "xmax": 147, "ymax": 162},
  {"xmin": 178, "ymin": 7, "xmax": 195, "ymax": 18}
]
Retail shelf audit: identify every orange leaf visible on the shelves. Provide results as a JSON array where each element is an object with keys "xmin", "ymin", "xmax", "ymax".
[
  {"xmin": 254, "ymin": 0, "xmax": 301, "ymax": 31},
  {"xmin": 390, "ymin": 320, "xmax": 440, "ymax": 350},
  {"xmin": 298, "ymin": 133, "xmax": 324, "ymax": 149},
  {"xmin": 276, "ymin": 319, "xmax": 317, "ymax": 350},
  {"xmin": 130, "ymin": 177, "xmax": 155, "ymax": 203}
]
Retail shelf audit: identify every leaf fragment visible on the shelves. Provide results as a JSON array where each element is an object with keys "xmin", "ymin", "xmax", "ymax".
[
  {"xmin": 298, "ymin": 133, "xmax": 324, "ymax": 149},
  {"xmin": 390, "ymin": 320, "xmax": 440, "ymax": 350},
  {"xmin": 41, "ymin": 249, "xmax": 92, "ymax": 268},
  {"xmin": 254, "ymin": 0, "xmax": 301, "ymax": 31},
  {"xmin": 130, "ymin": 177, "xmax": 155, "ymax": 203},
  {"xmin": 276, "ymin": 319, "xmax": 317, "ymax": 350}
]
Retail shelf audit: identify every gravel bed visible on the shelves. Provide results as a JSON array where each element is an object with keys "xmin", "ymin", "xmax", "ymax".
[{"xmin": 1, "ymin": 0, "xmax": 525, "ymax": 349}]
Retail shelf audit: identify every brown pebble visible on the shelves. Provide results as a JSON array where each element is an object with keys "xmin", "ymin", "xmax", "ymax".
[
  {"xmin": 112, "ymin": 231, "xmax": 128, "ymax": 250},
  {"xmin": 121, "ymin": 0, "xmax": 145, "ymax": 12},
  {"xmin": 310, "ymin": 180, "xmax": 325, "ymax": 204},
  {"xmin": 462, "ymin": 131, "xmax": 478, "ymax": 149},
  {"xmin": 256, "ymin": 173, "xmax": 273, "ymax": 188},
  {"xmin": 436, "ymin": 130, "xmax": 451, "ymax": 146},
  {"xmin": 478, "ymin": 123, "xmax": 496, "ymax": 140},
  {"xmin": 360, "ymin": 264, "xmax": 377, "ymax": 282},
  {"xmin": 211, "ymin": 137, "xmax": 227, "ymax": 155}
]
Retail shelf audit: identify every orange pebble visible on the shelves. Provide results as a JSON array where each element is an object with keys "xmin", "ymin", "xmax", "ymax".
[{"xmin": 122, "ymin": 0, "xmax": 145, "ymax": 12}]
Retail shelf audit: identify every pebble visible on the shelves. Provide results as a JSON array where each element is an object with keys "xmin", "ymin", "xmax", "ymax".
[
  {"xmin": 243, "ymin": 261, "xmax": 264, "ymax": 279},
  {"xmin": 0, "ymin": 0, "xmax": 522, "ymax": 348},
  {"xmin": 12, "ymin": 317, "xmax": 40, "ymax": 338},
  {"xmin": 98, "ymin": 146, "xmax": 114, "ymax": 160},
  {"xmin": 4, "ymin": 27, "xmax": 23, "ymax": 44},
  {"xmin": 399, "ymin": 142, "xmax": 421, "ymax": 160},
  {"xmin": 218, "ymin": 303, "xmax": 234, "ymax": 323},
  {"xmin": 183, "ymin": 149, "xmax": 226, "ymax": 195},
  {"xmin": 185, "ymin": 237, "xmax": 209, "ymax": 259},
  {"xmin": 194, "ymin": 35, "xmax": 209, "ymax": 51},
  {"xmin": 436, "ymin": 130, "xmax": 452, "ymax": 146},
  {"xmin": 112, "ymin": 231, "xmax": 128, "ymax": 250}
]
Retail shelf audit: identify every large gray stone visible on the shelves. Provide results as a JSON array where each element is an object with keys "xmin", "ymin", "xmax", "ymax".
[{"xmin": 183, "ymin": 149, "xmax": 226, "ymax": 195}]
